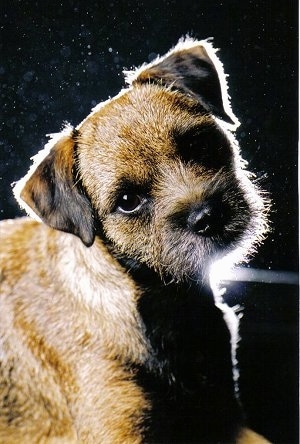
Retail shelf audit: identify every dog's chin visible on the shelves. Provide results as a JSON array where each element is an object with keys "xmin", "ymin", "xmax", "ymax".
[
  {"xmin": 158, "ymin": 244, "xmax": 224, "ymax": 285},
  {"xmin": 150, "ymin": 225, "xmax": 238, "ymax": 284},
  {"xmin": 111, "ymin": 236, "xmax": 230, "ymax": 286}
]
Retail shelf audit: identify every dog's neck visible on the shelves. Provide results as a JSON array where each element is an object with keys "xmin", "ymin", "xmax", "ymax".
[{"xmin": 112, "ymin": 251, "xmax": 233, "ymax": 384}]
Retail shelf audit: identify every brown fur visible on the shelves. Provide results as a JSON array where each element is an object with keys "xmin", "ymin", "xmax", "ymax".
[
  {"xmin": 1, "ymin": 38, "xmax": 270, "ymax": 442},
  {"xmin": 1, "ymin": 219, "xmax": 150, "ymax": 443}
]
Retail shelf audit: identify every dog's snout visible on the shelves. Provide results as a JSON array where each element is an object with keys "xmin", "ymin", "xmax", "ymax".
[{"xmin": 187, "ymin": 202, "xmax": 220, "ymax": 236}]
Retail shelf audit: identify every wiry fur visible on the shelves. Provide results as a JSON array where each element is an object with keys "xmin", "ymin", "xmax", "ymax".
[{"xmin": 1, "ymin": 38, "xmax": 270, "ymax": 443}]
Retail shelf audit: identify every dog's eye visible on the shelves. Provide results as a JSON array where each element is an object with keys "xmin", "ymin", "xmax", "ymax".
[{"xmin": 116, "ymin": 194, "xmax": 145, "ymax": 214}]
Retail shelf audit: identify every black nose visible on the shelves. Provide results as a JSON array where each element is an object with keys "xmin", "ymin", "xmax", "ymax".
[{"xmin": 187, "ymin": 203, "xmax": 218, "ymax": 235}]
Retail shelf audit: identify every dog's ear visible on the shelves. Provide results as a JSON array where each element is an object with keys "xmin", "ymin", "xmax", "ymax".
[
  {"xmin": 15, "ymin": 131, "xmax": 95, "ymax": 246},
  {"xmin": 127, "ymin": 38, "xmax": 237, "ymax": 125}
]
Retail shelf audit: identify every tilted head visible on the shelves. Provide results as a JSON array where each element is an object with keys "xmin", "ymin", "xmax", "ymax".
[{"xmin": 14, "ymin": 38, "xmax": 268, "ymax": 282}]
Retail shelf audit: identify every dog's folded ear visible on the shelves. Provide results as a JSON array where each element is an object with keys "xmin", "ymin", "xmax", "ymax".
[
  {"xmin": 127, "ymin": 38, "xmax": 237, "ymax": 125},
  {"xmin": 14, "ymin": 131, "xmax": 95, "ymax": 246}
]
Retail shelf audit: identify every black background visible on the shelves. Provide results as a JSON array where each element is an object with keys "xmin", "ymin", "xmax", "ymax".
[{"xmin": 0, "ymin": 1, "xmax": 298, "ymax": 442}]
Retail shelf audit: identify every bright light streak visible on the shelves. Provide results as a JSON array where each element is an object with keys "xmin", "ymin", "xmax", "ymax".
[{"xmin": 210, "ymin": 262, "xmax": 298, "ymax": 289}]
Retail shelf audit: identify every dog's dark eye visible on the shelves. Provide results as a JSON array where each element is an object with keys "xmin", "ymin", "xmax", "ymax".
[{"xmin": 116, "ymin": 194, "xmax": 145, "ymax": 214}]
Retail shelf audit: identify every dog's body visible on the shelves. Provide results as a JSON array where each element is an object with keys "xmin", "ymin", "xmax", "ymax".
[{"xmin": 0, "ymin": 38, "xmax": 269, "ymax": 443}]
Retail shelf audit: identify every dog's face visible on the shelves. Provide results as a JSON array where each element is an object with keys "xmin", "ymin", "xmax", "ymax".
[{"xmin": 15, "ymin": 38, "xmax": 268, "ymax": 282}]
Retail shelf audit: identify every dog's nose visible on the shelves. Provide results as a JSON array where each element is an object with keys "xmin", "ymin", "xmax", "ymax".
[{"xmin": 187, "ymin": 203, "xmax": 218, "ymax": 236}]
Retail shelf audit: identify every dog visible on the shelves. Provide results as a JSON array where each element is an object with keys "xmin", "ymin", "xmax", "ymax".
[{"xmin": 0, "ymin": 38, "xmax": 270, "ymax": 443}]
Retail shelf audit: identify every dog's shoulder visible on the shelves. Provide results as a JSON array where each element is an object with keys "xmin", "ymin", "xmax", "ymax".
[
  {"xmin": 0, "ymin": 217, "xmax": 56, "ymax": 286},
  {"xmin": 1, "ymin": 216, "xmax": 51, "ymax": 250},
  {"xmin": 0, "ymin": 216, "xmax": 40, "ymax": 239}
]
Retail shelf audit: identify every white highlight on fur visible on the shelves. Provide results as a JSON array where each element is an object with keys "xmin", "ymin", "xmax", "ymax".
[
  {"xmin": 209, "ymin": 260, "xmax": 241, "ymax": 391},
  {"xmin": 124, "ymin": 36, "xmax": 240, "ymax": 130},
  {"xmin": 76, "ymin": 87, "xmax": 130, "ymax": 130},
  {"xmin": 80, "ymin": 37, "xmax": 240, "ymax": 135},
  {"xmin": 13, "ymin": 124, "xmax": 74, "ymax": 219}
]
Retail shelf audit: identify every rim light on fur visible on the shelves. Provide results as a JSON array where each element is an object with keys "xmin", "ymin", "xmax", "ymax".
[{"xmin": 124, "ymin": 36, "xmax": 240, "ymax": 130}]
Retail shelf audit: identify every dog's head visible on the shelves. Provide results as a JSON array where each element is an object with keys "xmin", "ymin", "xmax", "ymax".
[{"xmin": 14, "ymin": 38, "xmax": 268, "ymax": 282}]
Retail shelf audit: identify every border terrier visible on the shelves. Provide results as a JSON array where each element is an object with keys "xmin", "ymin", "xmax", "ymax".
[{"xmin": 0, "ymin": 38, "xmax": 269, "ymax": 443}]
